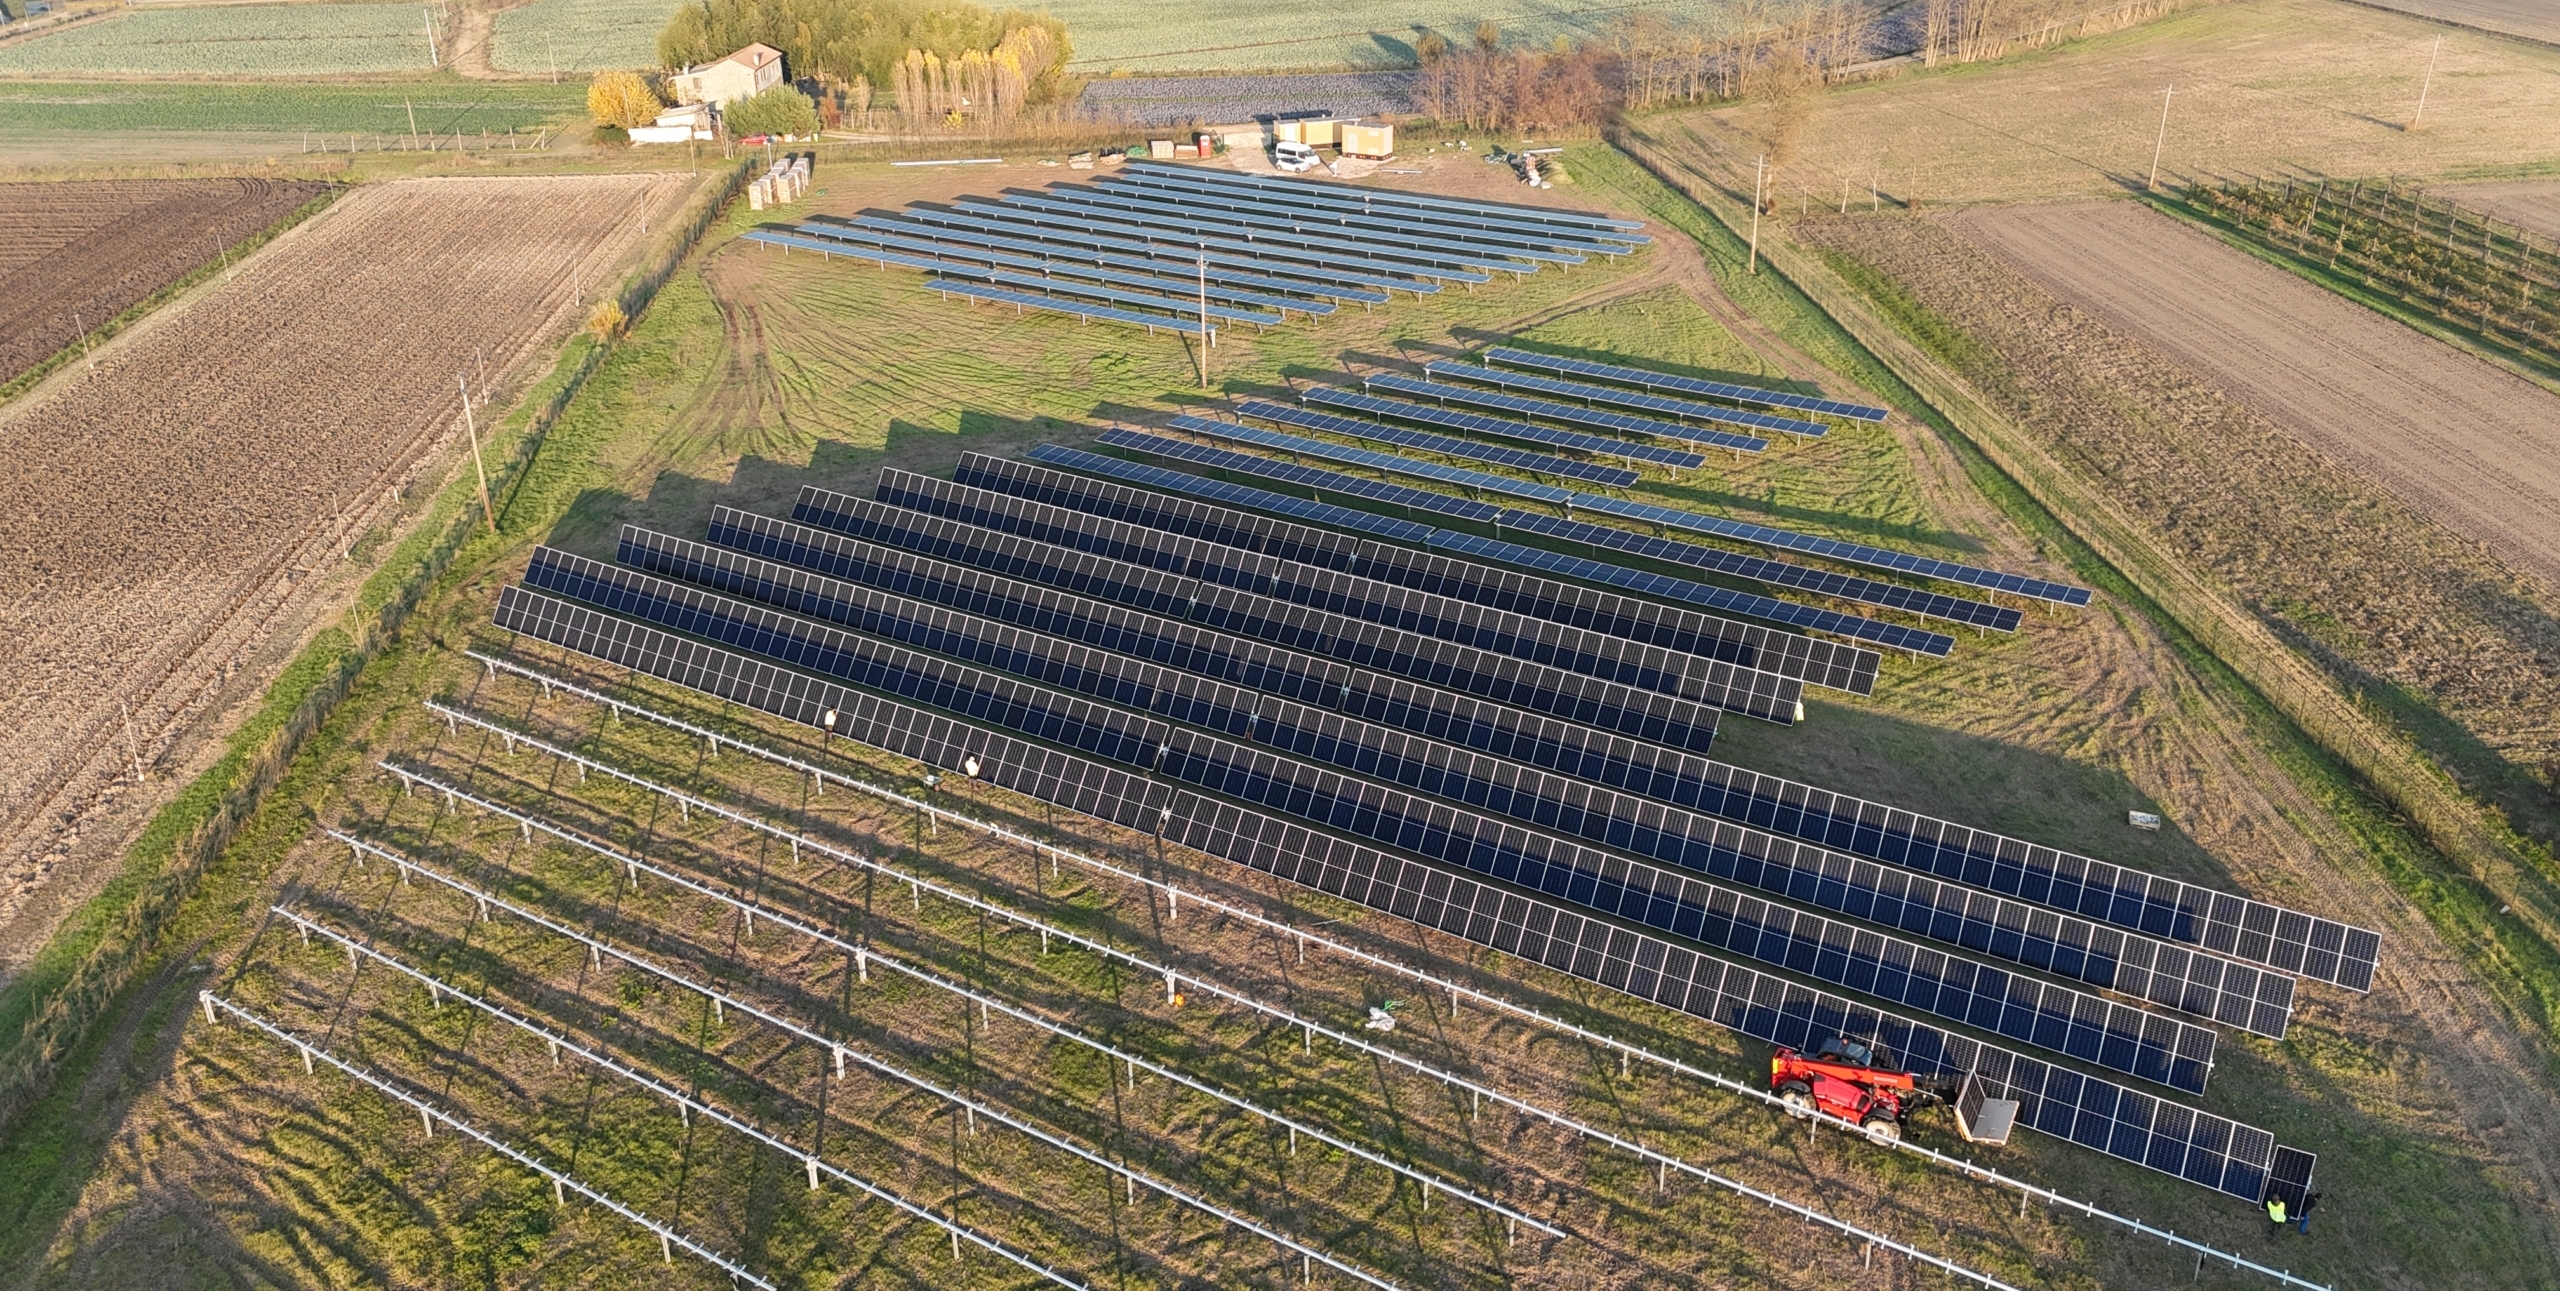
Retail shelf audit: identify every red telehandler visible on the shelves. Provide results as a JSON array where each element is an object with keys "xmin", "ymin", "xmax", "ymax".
[{"xmin": 1770, "ymin": 1036, "xmax": 2015, "ymax": 1147}]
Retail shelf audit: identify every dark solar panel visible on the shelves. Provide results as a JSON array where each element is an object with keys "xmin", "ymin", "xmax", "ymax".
[
  {"xmin": 1501, "ymin": 510, "xmax": 2022, "ymax": 632},
  {"xmin": 1486, "ymin": 345, "xmax": 1890, "ymax": 422},
  {"xmin": 1125, "ymin": 160, "xmax": 1650, "ymax": 236},
  {"xmin": 962, "ymin": 451, "xmax": 1381, "ymax": 567},
  {"xmin": 771, "ymin": 486, "xmax": 1802, "ymax": 724},
  {"xmin": 981, "ymin": 268, "xmax": 1279, "ymax": 327},
  {"xmin": 1232, "ymin": 399, "xmax": 1639, "ymax": 488},
  {"xmin": 871, "ymin": 207, "xmax": 1418, "ymax": 298},
  {"xmin": 1019, "ymin": 446, "xmax": 1430, "ymax": 542},
  {"xmin": 495, "ymin": 583, "xmax": 2295, "ymax": 1202},
  {"xmin": 1047, "ymin": 183, "xmax": 1588, "ymax": 266},
  {"xmin": 795, "ymin": 219, "xmax": 1332, "ymax": 317},
  {"xmin": 1425, "ymin": 360, "xmax": 1829, "ymax": 438},
  {"xmin": 1164, "ymin": 415, "xmax": 1577, "ymax": 504},
  {"xmin": 1095, "ymin": 427, "xmax": 1505, "ymax": 523},
  {"xmin": 2264, "ymin": 1146, "xmax": 2318, "ymax": 1211},
  {"xmin": 1098, "ymin": 172, "xmax": 1639, "ymax": 257},
  {"xmin": 927, "ymin": 278, "xmax": 1212, "ymax": 335},
  {"xmin": 1300, "ymin": 386, "xmax": 1704, "ymax": 469},
  {"xmin": 1569, "ymin": 493, "xmax": 2095, "ymax": 607},
  {"xmin": 1366, "ymin": 371, "xmax": 1770, "ymax": 453},
  {"xmin": 973, "ymin": 195, "xmax": 1494, "ymax": 285},
  {"xmin": 741, "ymin": 229, "xmax": 990, "ymax": 277}
]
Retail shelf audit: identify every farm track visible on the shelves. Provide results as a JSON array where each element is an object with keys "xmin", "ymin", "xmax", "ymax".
[
  {"xmin": 0, "ymin": 178, "xmax": 330, "ymax": 387},
  {"xmin": 0, "ymin": 172, "xmax": 694, "ymax": 982},
  {"xmin": 2436, "ymin": 178, "xmax": 2560, "ymax": 242}
]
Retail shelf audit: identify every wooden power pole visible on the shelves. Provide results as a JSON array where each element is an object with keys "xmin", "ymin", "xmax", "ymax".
[
  {"xmin": 461, "ymin": 373, "xmax": 494, "ymax": 532},
  {"xmin": 2147, "ymin": 86, "xmax": 2175, "ymax": 191},
  {"xmin": 1749, "ymin": 155, "xmax": 1766, "ymax": 274}
]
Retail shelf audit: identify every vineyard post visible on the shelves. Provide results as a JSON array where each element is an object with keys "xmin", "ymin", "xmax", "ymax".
[
  {"xmin": 407, "ymin": 100, "xmax": 420, "ymax": 151},
  {"xmin": 2146, "ymin": 85, "xmax": 2173, "ymax": 190},
  {"xmin": 461, "ymin": 374, "xmax": 494, "ymax": 533},
  {"xmin": 2409, "ymin": 34, "xmax": 2441, "ymax": 131}
]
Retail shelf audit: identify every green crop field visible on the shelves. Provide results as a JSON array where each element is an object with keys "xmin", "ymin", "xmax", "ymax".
[
  {"xmin": 0, "ymin": 79, "xmax": 588, "ymax": 134},
  {"xmin": 1054, "ymin": 0, "xmax": 1726, "ymax": 72},
  {"xmin": 0, "ymin": 2, "xmax": 438, "ymax": 76},
  {"xmin": 492, "ymin": 0, "xmax": 682, "ymax": 74}
]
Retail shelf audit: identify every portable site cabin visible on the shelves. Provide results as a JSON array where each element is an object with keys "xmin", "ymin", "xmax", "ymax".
[{"xmin": 1340, "ymin": 119, "xmax": 1394, "ymax": 159}]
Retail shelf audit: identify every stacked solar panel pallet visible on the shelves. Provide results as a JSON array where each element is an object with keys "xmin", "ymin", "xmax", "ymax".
[
  {"xmin": 490, "ymin": 436, "xmax": 2374, "ymax": 1210},
  {"xmin": 744, "ymin": 161, "xmax": 1649, "ymax": 337}
]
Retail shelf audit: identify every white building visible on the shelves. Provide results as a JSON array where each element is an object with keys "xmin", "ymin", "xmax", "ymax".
[{"xmin": 669, "ymin": 43, "xmax": 784, "ymax": 108}]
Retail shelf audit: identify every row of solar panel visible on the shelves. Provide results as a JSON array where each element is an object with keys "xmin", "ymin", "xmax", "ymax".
[
  {"xmin": 1097, "ymin": 172, "xmax": 1639, "ymax": 259},
  {"xmin": 976, "ymin": 193, "xmax": 1500, "ymax": 286},
  {"xmin": 1371, "ymin": 371, "xmax": 1776, "ymax": 452},
  {"xmin": 637, "ymin": 519, "xmax": 1727, "ymax": 758},
  {"xmin": 1170, "ymin": 415, "xmax": 1575, "ymax": 505},
  {"xmin": 1103, "ymin": 166, "xmax": 1650, "ymax": 246},
  {"xmin": 1299, "ymin": 386, "xmax": 1706, "ymax": 469},
  {"xmin": 1043, "ymin": 182, "xmax": 1590, "ymax": 267},
  {"xmin": 1228, "ymin": 400, "xmax": 1639, "ymax": 488},
  {"xmin": 889, "ymin": 204, "xmax": 1439, "ymax": 298},
  {"xmin": 771, "ymin": 490, "xmax": 1803, "ymax": 724},
  {"xmin": 1125, "ymin": 160, "xmax": 1649, "ymax": 238},
  {"xmin": 1485, "ymin": 345, "xmax": 1886, "ymax": 422},
  {"xmin": 817, "ymin": 214, "xmax": 1383, "ymax": 307},
  {"xmin": 954, "ymin": 450, "xmax": 2377, "ymax": 989},
  {"xmin": 790, "ymin": 219, "xmax": 1334, "ymax": 317},
  {"xmin": 951, "ymin": 452, "xmax": 1883, "ymax": 698},
  {"xmin": 865, "ymin": 467, "xmax": 1871, "ymax": 699},
  {"xmin": 518, "ymin": 551, "xmax": 2218, "ymax": 1092},
  {"xmin": 1099, "ymin": 428, "xmax": 1502, "ymax": 524},
  {"xmin": 489, "ymin": 583, "xmax": 2300, "ymax": 1197},
  {"xmin": 622, "ymin": 515, "xmax": 2277, "ymax": 1037},
  {"xmin": 1412, "ymin": 363, "xmax": 1828, "ymax": 441}
]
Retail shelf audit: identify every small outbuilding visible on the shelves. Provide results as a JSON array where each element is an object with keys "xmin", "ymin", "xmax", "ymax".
[{"xmin": 670, "ymin": 43, "xmax": 785, "ymax": 107}]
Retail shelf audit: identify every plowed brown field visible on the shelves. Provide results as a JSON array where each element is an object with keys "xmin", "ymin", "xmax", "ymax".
[
  {"xmin": 0, "ymin": 171, "xmax": 696, "ymax": 974},
  {"xmin": 0, "ymin": 177, "xmax": 331, "ymax": 388}
]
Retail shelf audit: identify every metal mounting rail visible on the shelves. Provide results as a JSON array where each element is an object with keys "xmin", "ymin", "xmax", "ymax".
[
  {"xmin": 195, "ymin": 993, "xmax": 778, "ymax": 1289},
  {"xmin": 384, "ymin": 705, "xmax": 2017, "ymax": 1290},
  {"xmin": 322, "ymin": 831, "xmax": 1407, "ymax": 1289},
  {"xmin": 311, "ymin": 814, "xmax": 1557, "ymax": 1248},
  {"xmin": 461, "ymin": 648, "xmax": 2338, "ymax": 1291}
]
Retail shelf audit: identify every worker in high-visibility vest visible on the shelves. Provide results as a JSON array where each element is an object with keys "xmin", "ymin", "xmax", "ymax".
[{"xmin": 2265, "ymin": 1193, "xmax": 2289, "ymax": 1235}]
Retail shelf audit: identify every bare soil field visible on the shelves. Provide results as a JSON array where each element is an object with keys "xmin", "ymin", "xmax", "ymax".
[
  {"xmin": 2438, "ymin": 177, "xmax": 2560, "ymax": 239},
  {"xmin": 0, "ymin": 171, "xmax": 696, "ymax": 985},
  {"xmin": 1688, "ymin": 0, "xmax": 2560, "ymax": 209},
  {"xmin": 0, "ymin": 177, "xmax": 329, "ymax": 387}
]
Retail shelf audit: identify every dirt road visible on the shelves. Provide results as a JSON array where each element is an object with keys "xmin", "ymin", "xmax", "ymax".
[
  {"xmin": 1954, "ymin": 199, "xmax": 2560, "ymax": 593},
  {"xmin": 0, "ymin": 171, "xmax": 695, "ymax": 981}
]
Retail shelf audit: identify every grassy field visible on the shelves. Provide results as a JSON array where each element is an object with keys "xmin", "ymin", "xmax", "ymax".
[
  {"xmin": 490, "ymin": 0, "xmax": 678, "ymax": 75},
  {"xmin": 1687, "ymin": 0, "xmax": 2560, "ymax": 210},
  {"xmin": 0, "ymin": 79, "xmax": 586, "ymax": 134},
  {"xmin": 0, "ymin": 138, "xmax": 2549, "ymax": 1291},
  {"xmin": 0, "ymin": 3, "xmax": 439, "ymax": 76},
  {"xmin": 1054, "ymin": 0, "xmax": 1730, "ymax": 74}
]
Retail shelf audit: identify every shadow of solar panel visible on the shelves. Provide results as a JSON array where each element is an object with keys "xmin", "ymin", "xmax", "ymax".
[
  {"xmin": 1230, "ymin": 399, "xmax": 1640, "ymax": 488},
  {"xmin": 1423, "ymin": 361, "xmax": 1830, "ymax": 439},
  {"xmin": 868, "ymin": 208, "xmax": 1409, "ymax": 299},
  {"xmin": 1125, "ymin": 160, "xmax": 1650, "ymax": 238},
  {"xmin": 1300, "ymin": 386, "xmax": 1704, "ymax": 469},
  {"xmin": 1045, "ymin": 183, "xmax": 1587, "ymax": 266},
  {"xmin": 938, "ymin": 454, "xmax": 1879, "ymax": 699},
  {"xmin": 1486, "ymin": 346, "xmax": 1888, "ymax": 422},
  {"xmin": 1367, "ymin": 372, "xmax": 1773, "ymax": 452},
  {"xmin": 841, "ymin": 474, "xmax": 1813, "ymax": 714},
  {"xmin": 510, "ymin": 556, "xmax": 2215, "ymax": 1091},
  {"xmin": 1434, "ymin": 530, "xmax": 1958, "ymax": 657},
  {"xmin": 1166, "ymin": 415, "xmax": 1579, "ymax": 505},
  {"xmin": 626, "ymin": 521, "xmax": 1722, "ymax": 762},
  {"xmin": 1500, "ymin": 511, "xmax": 2020, "ymax": 631},
  {"xmin": 1568, "ymin": 492, "xmax": 2094, "ymax": 608},
  {"xmin": 1098, "ymin": 172, "xmax": 1638, "ymax": 257},
  {"xmin": 716, "ymin": 499, "xmax": 1763, "ymax": 735},
  {"xmin": 492, "ymin": 584, "xmax": 2290, "ymax": 1203}
]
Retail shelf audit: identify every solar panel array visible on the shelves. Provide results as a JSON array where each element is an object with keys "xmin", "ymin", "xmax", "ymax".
[
  {"xmin": 790, "ymin": 220, "xmax": 1333, "ymax": 318},
  {"xmin": 1423, "ymin": 361, "xmax": 1830, "ymax": 439},
  {"xmin": 920, "ymin": 456, "xmax": 1879, "ymax": 699},
  {"xmin": 1485, "ymin": 345, "xmax": 1891, "ymax": 422},
  {"xmin": 1300, "ymin": 385, "xmax": 1705, "ymax": 469},
  {"xmin": 1167, "ymin": 415, "xmax": 1577, "ymax": 505},
  {"xmin": 1098, "ymin": 427, "xmax": 1504, "ymax": 523},
  {"xmin": 491, "ymin": 575, "xmax": 2306, "ymax": 1202},
  {"xmin": 1570, "ymin": 493, "xmax": 2096, "ymax": 607},
  {"xmin": 931, "ymin": 278, "xmax": 1213, "ymax": 336},
  {"xmin": 1126, "ymin": 160, "xmax": 1650, "ymax": 236},
  {"xmin": 1100, "ymin": 173, "xmax": 1641, "ymax": 258},
  {"xmin": 1025, "ymin": 445, "xmax": 1433, "ymax": 542},
  {"xmin": 1367, "ymin": 371, "xmax": 1772, "ymax": 454},
  {"xmin": 1231, "ymin": 399, "xmax": 1641, "ymax": 488}
]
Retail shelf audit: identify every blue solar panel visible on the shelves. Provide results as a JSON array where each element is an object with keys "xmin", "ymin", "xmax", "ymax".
[
  {"xmin": 1425, "ymin": 361, "xmax": 1828, "ymax": 438},
  {"xmin": 1433, "ymin": 531, "xmax": 1955, "ymax": 656},
  {"xmin": 1125, "ymin": 160, "xmax": 1649, "ymax": 237},
  {"xmin": 1365, "ymin": 372, "xmax": 1769, "ymax": 454},
  {"xmin": 1486, "ymin": 346, "xmax": 1891, "ymax": 422},
  {"xmin": 981, "ymin": 268, "xmax": 1278, "ymax": 327},
  {"xmin": 927, "ymin": 278, "xmax": 1210, "ymax": 336},
  {"xmin": 1095, "ymin": 428, "xmax": 1504, "ymax": 523},
  {"xmin": 1032, "ymin": 186, "xmax": 1563, "ymax": 272},
  {"xmin": 1099, "ymin": 172, "xmax": 1640, "ymax": 258},
  {"xmin": 800, "ymin": 221, "xmax": 1333, "ymax": 317},
  {"xmin": 812, "ymin": 216, "xmax": 1371, "ymax": 309},
  {"xmin": 1164, "ymin": 416, "xmax": 1576, "ymax": 505},
  {"xmin": 1061, "ymin": 181, "xmax": 1593, "ymax": 265},
  {"xmin": 1231, "ymin": 399, "xmax": 1639, "ymax": 488},
  {"xmin": 741, "ymin": 229, "xmax": 991, "ymax": 278},
  {"xmin": 1567, "ymin": 492, "xmax": 2095, "ymax": 607},
  {"xmin": 977, "ymin": 195, "xmax": 1493, "ymax": 286},
  {"xmin": 1501, "ymin": 510, "xmax": 2023, "ymax": 631},
  {"xmin": 1024, "ymin": 445, "xmax": 1432, "ymax": 541},
  {"xmin": 873, "ymin": 207, "xmax": 1415, "ymax": 299},
  {"xmin": 1301, "ymin": 386, "xmax": 1702, "ymax": 469}
]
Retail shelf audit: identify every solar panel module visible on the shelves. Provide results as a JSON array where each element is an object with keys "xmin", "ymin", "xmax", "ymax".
[
  {"xmin": 1095, "ymin": 427, "xmax": 1505, "ymax": 522},
  {"xmin": 1166, "ymin": 415, "xmax": 1578, "ymax": 505},
  {"xmin": 1485, "ymin": 345, "xmax": 1892, "ymax": 422},
  {"xmin": 1299, "ymin": 386, "xmax": 1705, "ymax": 470},
  {"xmin": 1230, "ymin": 399, "xmax": 1641, "ymax": 488},
  {"xmin": 1425, "ymin": 360, "xmax": 1831, "ymax": 438},
  {"xmin": 492, "ymin": 582, "xmax": 2304, "ymax": 1203},
  {"xmin": 1365, "ymin": 371, "xmax": 1774, "ymax": 452}
]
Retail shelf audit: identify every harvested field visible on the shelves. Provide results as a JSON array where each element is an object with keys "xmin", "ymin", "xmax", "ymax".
[
  {"xmin": 2345, "ymin": 0, "xmax": 2560, "ymax": 45},
  {"xmin": 0, "ymin": 171, "xmax": 696, "ymax": 983},
  {"xmin": 0, "ymin": 177, "xmax": 330, "ymax": 389},
  {"xmin": 2439, "ymin": 177, "xmax": 2560, "ymax": 240},
  {"xmin": 1688, "ymin": 0, "xmax": 2560, "ymax": 209}
]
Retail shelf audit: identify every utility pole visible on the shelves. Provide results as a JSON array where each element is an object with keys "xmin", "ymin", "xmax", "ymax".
[
  {"xmin": 461, "ymin": 373, "xmax": 494, "ymax": 533},
  {"xmin": 2409, "ymin": 34, "xmax": 2442, "ymax": 131},
  {"xmin": 1196, "ymin": 252, "xmax": 1211, "ymax": 387},
  {"xmin": 1749, "ymin": 154, "xmax": 1766, "ymax": 274},
  {"xmin": 2146, "ymin": 85, "xmax": 2174, "ymax": 191},
  {"xmin": 423, "ymin": 6, "xmax": 438, "ymax": 69}
]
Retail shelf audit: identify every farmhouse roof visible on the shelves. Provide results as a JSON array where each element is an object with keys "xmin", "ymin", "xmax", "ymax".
[{"xmin": 706, "ymin": 42, "xmax": 781, "ymax": 73}]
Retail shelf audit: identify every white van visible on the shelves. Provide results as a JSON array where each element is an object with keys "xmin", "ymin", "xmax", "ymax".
[{"xmin": 1273, "ymin": 139, "xmax": 1320, "ymax": 173}]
